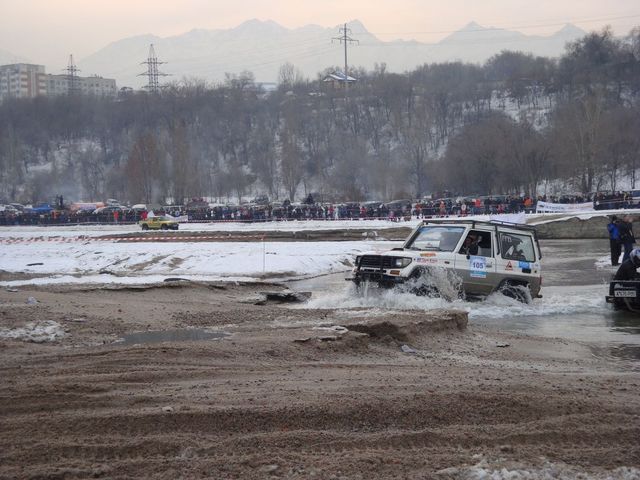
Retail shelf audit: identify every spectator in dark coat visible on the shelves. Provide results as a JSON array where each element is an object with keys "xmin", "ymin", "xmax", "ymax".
[{"xmin": 607, "ymin": 215, "xmax": 622, "ymax": 266}]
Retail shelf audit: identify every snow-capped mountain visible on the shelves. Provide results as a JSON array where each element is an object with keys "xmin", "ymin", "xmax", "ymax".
[{"xmin": 75, "ymin": 19, "xmax": 586, "ymax": 88}]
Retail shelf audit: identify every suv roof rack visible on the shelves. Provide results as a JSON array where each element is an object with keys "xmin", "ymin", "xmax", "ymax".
[{"xmin": 421, "ymin": 218, "xmax": 536, "ymax": 230}]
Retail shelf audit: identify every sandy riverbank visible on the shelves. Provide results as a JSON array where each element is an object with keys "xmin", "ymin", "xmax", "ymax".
[{"xmin": 1, "ymin": 281, "xmax": 639, "ymax": 479}]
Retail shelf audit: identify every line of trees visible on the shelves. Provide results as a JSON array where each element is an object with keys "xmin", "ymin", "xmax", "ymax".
[{"xmin": 0, "ymin": 26, "xmax": 639, "ymax": 205}]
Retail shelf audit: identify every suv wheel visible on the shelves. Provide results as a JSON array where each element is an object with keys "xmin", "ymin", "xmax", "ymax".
[
  {"xmin": 141, "ymin": 224, "xmax": 149, "ymax": 231},
  {"xmin": 406, "ymin": 267, "xmax": 463, "ymax": 301},
  {"xmin": 500, "ymin": 280, "xmax": 531, "ymax": 303},
  {"xmin": 161, "ymin": 224, "xmax": 168, "ymax": 230}
]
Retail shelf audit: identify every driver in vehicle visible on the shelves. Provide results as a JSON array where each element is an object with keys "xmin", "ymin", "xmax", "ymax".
[{"xmin": 460, "ymin": 233, "xmax": 479, "ymax": 256}]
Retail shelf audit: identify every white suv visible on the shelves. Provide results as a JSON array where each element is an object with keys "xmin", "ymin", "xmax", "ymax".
[{"xmin": 350, "ymin": 219, "xmax": 542, "ymax": 302}]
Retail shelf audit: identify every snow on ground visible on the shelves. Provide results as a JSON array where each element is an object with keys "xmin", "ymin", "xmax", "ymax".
[
  {"xmin": 438, "ymin": 456, "xmax": 640, "ymax": 480},
  {"xmin": 596, "ymin": 253, "xmax": 623, "ymax": 270},
  {"xmin": 527, "ymin": 208, "xmax": 640, "ymax": 225},
  {"xmin": 0, "ymin": 210, "xmax": 633, "ymax": 286},
  {"xmin": 0, "ymin": 320, "xmax": 66, "ymax": 342},
  {"xmin": 0, "ymin": 219, "xmax": 419, "ymax": 239},
  {"xmin": 0, "ymin": 237, "xmax": 397, "ymax": 286}
]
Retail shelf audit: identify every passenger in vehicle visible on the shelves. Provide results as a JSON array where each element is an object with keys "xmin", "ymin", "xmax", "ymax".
[
  {"xmin": 613, "ymin": 248, "xmax": 640, "ymax": 281},
  {"xmin": 501, "ymin": 236, "xmax": 526, "ymax": 260}
]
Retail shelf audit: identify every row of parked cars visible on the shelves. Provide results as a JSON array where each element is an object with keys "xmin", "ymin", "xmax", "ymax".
[{"xmin": 0, "ymin": 202, "xmax": 57, "ymax": 215}]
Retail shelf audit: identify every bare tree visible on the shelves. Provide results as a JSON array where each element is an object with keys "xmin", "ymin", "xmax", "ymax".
[
  {"xmin": 551, "ymin": 92, "xmax": 606, "ymax": 193},
  {"xmin": 125, "ymin": 132, "xmax": 161, "ymax": 204},
  {"xmin": 278, "ymin": 129, "xmax": 303, "ymax": 202},
  {"xmin": 79, "ymin": 145, "xmax": 104, "ymax": 200},
  {"xmin": 277, "ymin": 62, "xmax": 306, "ymax": 90}
]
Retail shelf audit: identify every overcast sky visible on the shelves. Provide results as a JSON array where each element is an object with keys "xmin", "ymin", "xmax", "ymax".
[{"xmin": 2, "ymin": 0, "xmax": 639, "ymax": 67}]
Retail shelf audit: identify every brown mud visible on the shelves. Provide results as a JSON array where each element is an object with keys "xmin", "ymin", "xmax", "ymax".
[{"xmin": 0, "ymin": 282, "xmax": 639, "ymax": 479}]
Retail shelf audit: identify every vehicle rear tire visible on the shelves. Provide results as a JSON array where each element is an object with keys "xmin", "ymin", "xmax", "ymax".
[
  {"xmin": 161, "ymin": 224, "xmax": 168, "ymax": 230},
  {"xmin": 141, "ymin": 224, "xmax": 149, "ymax": 231}
]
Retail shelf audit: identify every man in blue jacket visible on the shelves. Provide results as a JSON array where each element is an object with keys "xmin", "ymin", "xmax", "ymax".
[{"xmin": 607, "ymin": 215, "xmax": 622, "ymax": 266}]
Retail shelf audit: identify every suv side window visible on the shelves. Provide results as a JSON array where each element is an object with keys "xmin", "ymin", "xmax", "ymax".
[
  {"xmin": 478, "ymin": 231, "xmax": 493, "ymax": 257},
  {"xmin": 459, "ymin": 230, "xmax": 493, "ymax": 257},
  {"xmin": 499, "ymin": 232, "xmax": 535, "ymax": 262}
]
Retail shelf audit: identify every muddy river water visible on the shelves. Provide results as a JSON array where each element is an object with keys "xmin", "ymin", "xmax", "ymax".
[{"xmin": 290, "ymin": 239, "xmax": 640, "ymax": 361}]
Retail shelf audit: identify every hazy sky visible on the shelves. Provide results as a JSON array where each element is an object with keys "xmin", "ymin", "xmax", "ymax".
[{"xmin": 2, "ymin": 0, "xmax": 639, "ymax": 67}]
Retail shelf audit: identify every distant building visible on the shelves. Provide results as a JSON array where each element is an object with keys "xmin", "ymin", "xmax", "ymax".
[
  {"xmin": 0, "ymin": 64, "xmax": 47, "ymax": 100},
  {"xmin": 322, "ymin": 71, "xmax": 357, "ymax": 88},
  {"xmin": 0, "ymin": 63, "xmax": 117, "ymax": 102},
  {"xmin": 46, "ymin": 74, "xmax": 117, "ymax": 98}
]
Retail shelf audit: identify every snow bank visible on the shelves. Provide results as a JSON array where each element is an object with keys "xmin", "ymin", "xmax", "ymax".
[
  {"xmin": 0, "ymin": 238, "xmax": 397, "ymax": 286},
  {"xmin": 437, "ymin": 456, "xmax": 640, "ymax": 480},
  {"xmin": 0, "ymin": 219, "xmax": 419, "ymax": 239},
  {"xmin": 0, "ymin": 320, "xmax": 66, "ymax": 343},
  {"xmin": 528, "ymin": 208, "xmax": 640, "ymax": 226}
]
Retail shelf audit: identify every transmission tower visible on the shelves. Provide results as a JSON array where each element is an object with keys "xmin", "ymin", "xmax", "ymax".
[
  {"xmin": 332, "ymin": 23, "xmax": 359, "ymax": 84},
  {"xmin": 65, "ymin": 54, "xmax": 80, "ymax": 95},
  {"xmin": 139, "ymin": 44, "xmax": 169, "ymax": 93}
]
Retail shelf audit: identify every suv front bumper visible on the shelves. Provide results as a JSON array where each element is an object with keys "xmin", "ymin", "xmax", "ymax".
[{"xmin": 349, "ymin": 270, "xmax": 406, "ymax": 288}]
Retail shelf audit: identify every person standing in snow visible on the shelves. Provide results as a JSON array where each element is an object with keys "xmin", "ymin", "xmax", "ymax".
[{"xmin": 607, "ymin": 215, "xmax": 622, "ymax": 266}]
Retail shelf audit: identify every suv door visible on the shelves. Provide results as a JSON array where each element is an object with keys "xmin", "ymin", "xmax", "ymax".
[
  {"xmin": 453, "ymin": 229, "xmax": 497, "ymax": 296},
  {"xmin": 495, "ymin": 230, "xmax": 539, "ymax": 286}
]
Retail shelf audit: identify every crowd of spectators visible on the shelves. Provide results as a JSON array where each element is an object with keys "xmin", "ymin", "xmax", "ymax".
[
  {"xmin": 593, "ymin": 191, "xmax": 636, "ymax": 210},
  {"xmin": 1, "ymin": 192, "xmax": 639, "ymax": 226}
]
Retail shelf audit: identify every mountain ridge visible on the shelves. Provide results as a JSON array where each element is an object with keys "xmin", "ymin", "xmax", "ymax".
[{"xmin": 4, "ymin": 19, "xmax": 588, "ymax": 87}]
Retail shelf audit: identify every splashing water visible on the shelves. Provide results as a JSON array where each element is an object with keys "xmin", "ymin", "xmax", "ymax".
[
  {"xmin": 304, "ymin": 281, "xmax": 609, "ymax": 321},
  {"xmin": 396, "ymin": 266, "xmax": 465, "ymax": 302}
]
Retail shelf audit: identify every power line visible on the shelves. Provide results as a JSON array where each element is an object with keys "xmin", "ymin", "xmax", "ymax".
[
  {"xmin": 184, "ymin": 46, "xmax": 337, "ymax": 77},
  {"xmin": 180, "ymin": 35, "xmax": 332, "ymax": 65}
]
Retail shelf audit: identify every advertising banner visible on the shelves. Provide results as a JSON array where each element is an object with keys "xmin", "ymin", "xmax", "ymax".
[{"xmin": 535, "ymin": 201, "xmax": 594, "ymax": 213}]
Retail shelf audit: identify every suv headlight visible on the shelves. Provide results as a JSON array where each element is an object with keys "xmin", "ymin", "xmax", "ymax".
[
  {"xmin": 355, "ymin": 256, "xmax": 361, "ymax": 267},
  {"xmin": 394, "ymin": 257, "xmax": 412, "ymax": 268}
]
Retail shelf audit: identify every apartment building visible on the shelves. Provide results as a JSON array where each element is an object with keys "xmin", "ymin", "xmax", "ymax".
[
  {"xmin": 0, "ymin": 63, "xmax": 118, "ymax": 101},
  {"xmin": 46, "ymin": 74, "xmax": 117, "ymax": 98},
  {"xmin": 0, "ymin": 64, "xmax": 47, "ymax": 100}
]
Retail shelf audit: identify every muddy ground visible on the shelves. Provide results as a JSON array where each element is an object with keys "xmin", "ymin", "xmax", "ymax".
[{"xmin": 0, "ymin": 281, "xmax": 639, "ymax": 479}]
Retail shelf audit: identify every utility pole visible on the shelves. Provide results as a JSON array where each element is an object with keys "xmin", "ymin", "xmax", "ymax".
[
  {"xmin": 138, "ymin": 44, "xmax": 169, "ymax": 93},
  {"xmin": 65, "ymin": 54, "xmax": 80, "ymax": 95},
  {"xmin": 332, "ymin": 23, "xmax": 358, "ymax": 86}
]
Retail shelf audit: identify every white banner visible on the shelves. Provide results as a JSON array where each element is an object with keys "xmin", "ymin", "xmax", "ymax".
[
  {"xmin": 489, "ymin": 213, "xmax": 526, "ymax": 224},
  {"xmin": 535, "ymin": 201, "xmax": 594, "ymax": 213}
]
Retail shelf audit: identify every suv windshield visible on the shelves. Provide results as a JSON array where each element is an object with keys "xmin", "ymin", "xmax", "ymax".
[{"xmin": 405, "ymin": 226, "xmax": 465, "ymax": 251}]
